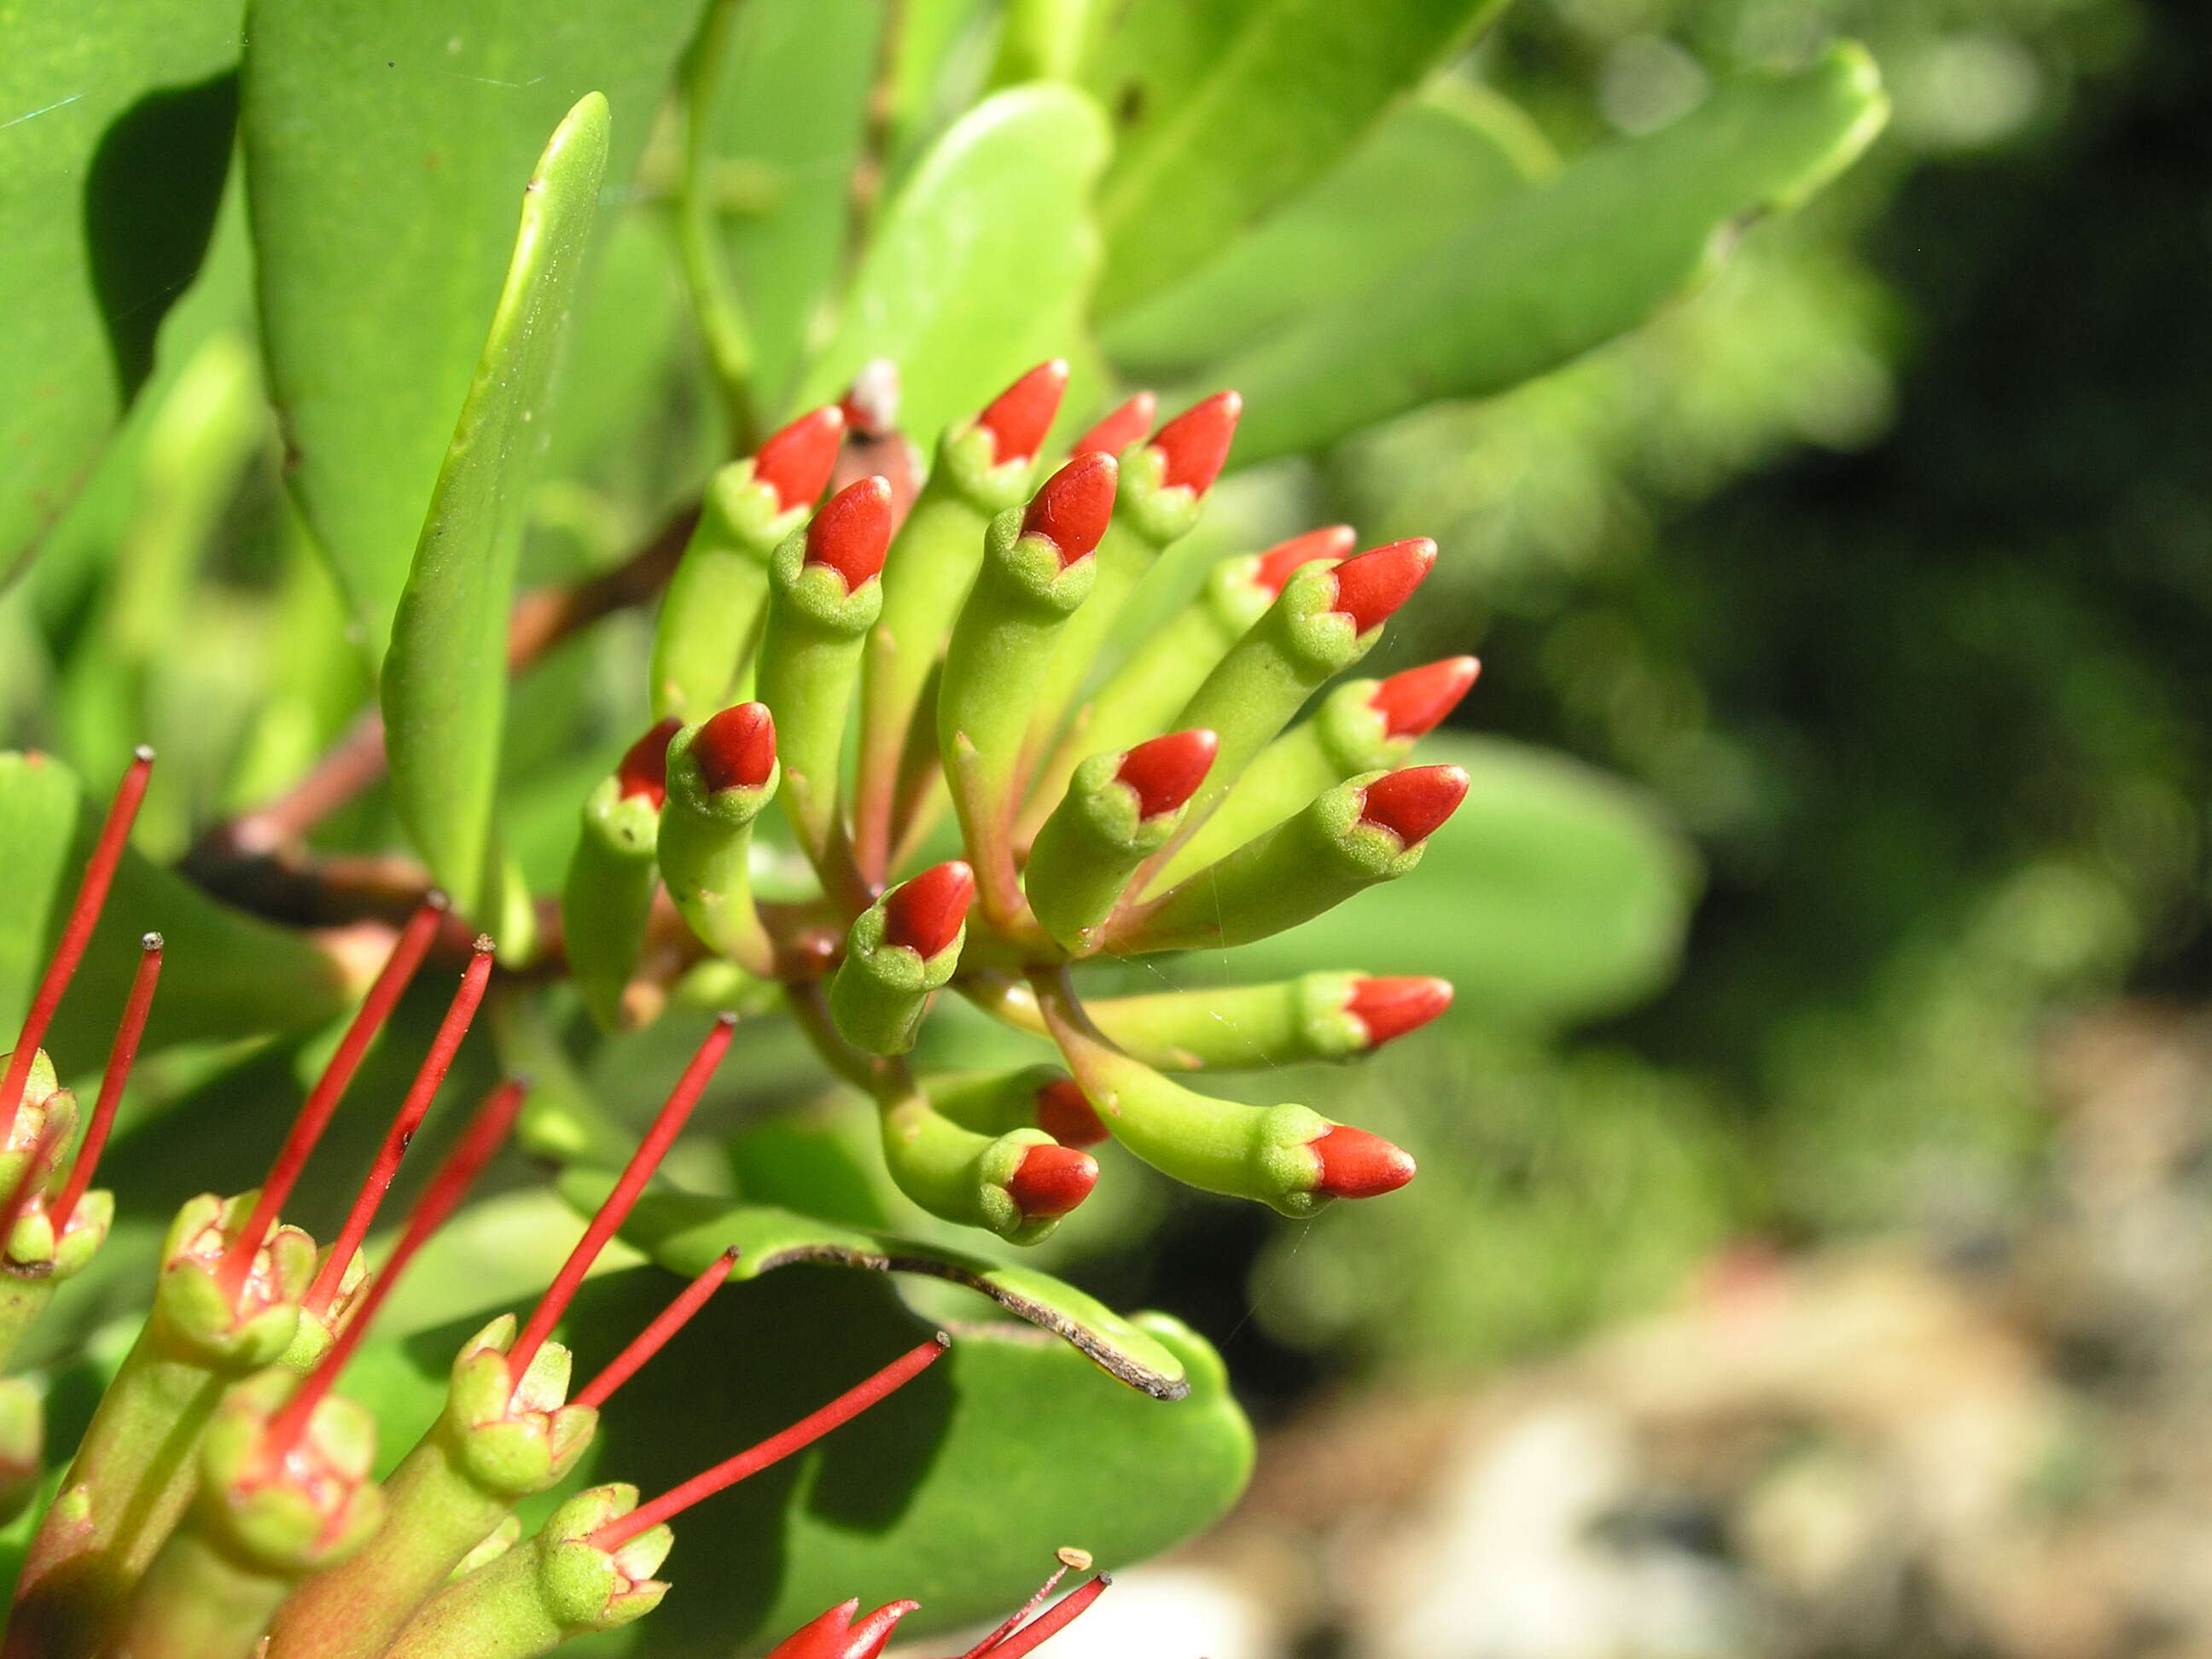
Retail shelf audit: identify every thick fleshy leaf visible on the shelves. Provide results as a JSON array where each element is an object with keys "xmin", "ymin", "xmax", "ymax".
[
  {"xmin": 797, "ymin": 84, "xmax": 1109, "ymax": 448},
  {"xmin": 343, "ymin": 1264, "xmax": 1254, "ymax": 1650},
  {"xmin": 1085, "ymin": 0, "xmax": 1505, "ymax": 317},
  {"xmin": 242, "ymin": 0, "xmax": 703, "ymax": 652},
  {"xmin": 1216, "ymin": 736, "xmax": 1700, "ymax": 1027},
  {"xmin": 0, "ymin": 0, "xmax": 241, "ymax": 573},
  {"xmin": 560, "ymin": 1172, "xmax": 1190, "ymax": 1398},
  {"xmin": 1103, "ymin": 80, "xmax": 1553, "ymax": 375},
  {"xmin": 379, "ymin": 96, "xmax": 608, "ymax": 923},
  {"xmin": 1220, "ymin": 44, "xmax": 1891, "ymax": 465}
]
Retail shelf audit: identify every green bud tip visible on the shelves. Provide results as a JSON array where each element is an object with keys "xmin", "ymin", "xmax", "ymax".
[
  {"xmin": 754, "ymin": 405, "xmax": 847, "ymax": 513},
  {"xmin": 765, "ymin": 1597, "xmax": 918, "ymax": 1659},
  {"xmin": 1148, "ymin": 390, "xmax": 1241, "ymax": 496},
  {"xmin": 1021, "ymin": 451, "xmax": 1119, "ymax": 568},
  {"xmin": 975, "ymin": 359, "xmax": 1069, "ymax": 469},
  {"xmin": 1114, "ymin": 728, "xmax": 1217, "ymax": 820},
  {"xmin": 1306, "ymin": 1124, "xmax": 1417, "ymax": 1200},
  {"xmin": 1358, "ymin": 764, "xmax": 1470, "ymax": 849},
  {"xmin": 1371, "ymin": 655, "xmax": 1480, "ymax": 738},
  {"xmin": 883, "ymin": 861, "xmax": 975, "ymax": 959},
  {"xmin": 1328, "ymin": 538, "xmax": 1437, "ymax": 633},
  {"xmin": 805, "ymin": 476, "xmax": 896, "ymax": 592},
  {"xmin": 1251, "ymin": 525, "xmax": 1355, "ymax": 597},
  {"xmin": 1071, "ymin": 390, "xmax": 1155, "ymax": 457},
  {"xmin": 616, "ymin": 717, "xmax": 684, "ymax": 809},
  {"xmin": 691, "ymin": 701, "xmax": 777, "ymax": 793},
  {"xmin": 47, "ymin": 929, "xmax": 163, "ymax": 1237},
  {"xmin": 1345, "ymin": 976, "xmax": 1455, "ymax": 1047},
  {"xmin": 1034, "ymin": 1078, "xmax": 1108, "ymax": 1149}
]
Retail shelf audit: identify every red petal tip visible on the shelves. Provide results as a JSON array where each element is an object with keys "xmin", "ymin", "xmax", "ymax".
[
  {"xmin": 1072, "ymin": 391, "xmax": 1157, "ymax": 457},
  {"xmin": 1370, "ymin": 655, "xmax": 1480, "ymax": 739},
  {"xmin": 766, "ymin": 1598, "xmax": 919, "ymax": 1659},
  {"xmin": 1357, "ymin": 765, "xmax": 1469, "ymax": 849},
  {"xmin": 1114, "ymin": 728, "xmax": 1218, "ymax": 820},
  {"xmin": 1329, "ymin": 538, "xmax": 1436, "ymax": 633},
  {"xmin": 976, "ymin": 360, "xmax": 1070, "ymax": 468},
  {"xmin": 1345, "ymin": 976, "xmax": 1454, "ymax": 1045},
  {"xmin": 692, "ymin": 703, "xmax": 777, "ymax": 794},
  {"xmin": 1253, "ymin": 525, "xmax": 1357, "ymax": 597},
  {"xmin": 1307, "ymin": 1124, "xmax": 1416, "ymax": 1198},
  {"xmin": 615, "ymin": 717, "xmax": 683, "ymax": 809},
  {"xmin": 754, "ymin": 406, "xmax": 847, "ymax": 513},
  {"xmin": 1148, "ymin": 390, "xmax": 1241, "ymax": 495},
  {"xmin": 1008, "ymin": 1143, "xmax": 1098, "ymax": 1220},
  {"xmin": 1035, "ymin": 1079, "xmax": 1108, "ymax": 1148},
  {"xmin": 840, "ymin": 358, "xmax": 901, "ymax": 438},
  {"xmin": 1021, "ymin": 452, "xmax": 1118, "ymax": 566},
  {"xmin": 883, "ymin": 861, "xmax": 974, "ymax": 958},
  {"xmin": 805, "ymin": 476, "xmax": 895, "ymax": 590}
]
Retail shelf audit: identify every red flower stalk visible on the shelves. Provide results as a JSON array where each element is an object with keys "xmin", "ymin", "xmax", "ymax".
[
  {"xmin": 883, "ymin": 862, "xmax": 974, "ymax": 959},
  {"xmin": 1, "ymin": 746, "xmax": 154, "ymax": 1134},
  {"xmin": 1149, "ymin": 392, "xmax": 1241, "ymax": 495},
  {"xmin": 1357, "ymin": 765, "xmax": 1470, "ymax": 849},
  {"xmin": 1370, "ymin": 655, "xmax": 1480, "ymax": 739},
  {"xmin": 975, "ymin": 360, "xmax": 1069, "ymax": 468},
  {"xmin": 1071, "ymin": 392, "xmax": 1155, "ymax": 458},
  {"xmin": 754, "ymin": 406, "xmax": 847, "ymax": 514},
  {"xmin": 768, "ymin": 1598, "xmax": 920, "ymax": 1659},
  {"xmin": 693, "ymin": 702, "xmax": 778, "ymax": 794},
  {"xmin": 1345, "ymin": 976, "xmax": 1454, "ymax": 1047},
  {"xmin": 1034, "ymin": 1079, "xmax": 1107, "ymax": 1149},
  {"xmin": 1306, "ymin": 1124, "xmax": 1416, "ymax": 1199},
  {"xmin": 1020, "ymin": 453, "xmax": 1119, "ymax": 568},
  {"xmin": 303, "ymin": 936, "xmax": 498, "ymax": 1315},
  {"xmin": 1115, "ymin": 729, "xmax": 1218, "ymax": 821},
  {"xmin": 804, "ymin": 477, "xmax": 895, "ymax": 592},
  {"xmin": 1253, "ymin": 525, "xmax": 1356, "ymax": 597},
  {"xmin": 617, "ymin": 718, "xmax": 684, "ymax": 809},
  {"xmin": 218, "ymin": 893, "xmax": 451, "ymax": 1295},
  {"xmin": 1006, "ymin": 1144, "xmax": 1097, "ymax": 1222},
  {"xmin": 259, "ymin": 1079, "xmax": 526, "ymax": 1465},
  {"xmin": 1328, "ymin": 538, "xmax": 1437, "ymax": 634},
  {"xmin": 588, "ymin": 1333, "xmax": 951, "ymax": 1552},
  {"xmin": 573, "ymin": 1247, "xmax": 742, "ymax": 1410},
  {"xmin": 49, "ymin": 931, "xmax": 163, "ymax": 1233},
  {"xmin": 505, "ymin": 1014, "xmax": 736, "ymax": 1384},
  {"xmin": 959, "ymin": 1573, "xmax": 1112, "ymax": 1657}
]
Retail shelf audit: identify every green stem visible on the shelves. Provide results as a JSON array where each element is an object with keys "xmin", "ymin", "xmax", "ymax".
[{"xmin": 676, "ymin": 0, "xmax": 761, "ymax": 451}]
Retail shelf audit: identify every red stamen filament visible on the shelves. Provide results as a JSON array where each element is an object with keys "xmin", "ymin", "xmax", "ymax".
[
  {"xmin": 505, "ymin": 1014, "xmax": 737, "ymax": 1386},
  {"xmin": 958, "ymin": 1567, "xmax": 1067, "ymax": 1658},
  {"xmin": 573, "ymin": 1247, "xmax": 741, "ymax": 1410},
  {"xmin": 966, "ymin": 1575, "xmax": 1111, "ymax": 1658},
  {"xmin": 260, "ymin": 1080, "xmax": 526, "ymax": 1465},
  {"xmin": 51, "ymin": 932, "xmax": 163, "ymax": 1232},
  {"xmin": 589, "ymin": 1333, "xmax": 950, "ymax": 1553},
  {"xmin": 218, "ymin": 894, "xmax": 450, "ymax": 1295},
  {"xmin": 304, "ymin": 939, "xmax": 498, "ymax": 1314},
  {"xmin": 2, "ymin": 748, "xmax": 154, "ymax": 1134}
]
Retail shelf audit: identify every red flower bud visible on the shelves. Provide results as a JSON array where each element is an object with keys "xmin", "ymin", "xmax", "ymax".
[
  {"xmin": 1370, "ymin": 655, "xmax": 1479, "ymax": 739},
  {"xmin": 883, "ymin": 861, "xmax": 974, "ymax": 959},
  {"xmin": 692, "ymin": 703, "xmax": 777, "ymax": 794},
  {"xmin": 1345, "ymin": 976, "xmax": 1453, "ymax": 1046},
  {"xmin": 767, "ymin": 1598, "xmax": 918, "ymax": 1659},
  {"xmin": 1253, "ymin": 525, "xmax": 1355, "ymax": 597},
  {"xmin": 1328, "ymin": 538, "xmax": 1436, "ymax": 633},
  {"xmin": 1007, "ymin": 1143, "xmax": 1098, "ymax": 1221},
  {"xmin": 754, "ymin": 406, "xmax": 847, "ymax": 513},
  {"xmin": 616, "ymin": 717, "xmax": 683, "ymax": 809},
  {"xmin": 1035, "ymin": 1078, "xmax": 1108, "ymax": 1149},
  {"xmin": 1149, "ymin": 390, "xmax": 1241, "ymax": 495},
  {"xmin": 1073, "ymin": 391, "xmax": 1156, "ymax": 457},
  {"xmin": 976, "ymin": 360, "xmax": 1069, "ymax": 468},
  {"xmin": 1307, "ymin": 1124, "xmax": 1416, "ymax": 1198},
  {"xmin": 1021, "ymin": 452, "xmax": 1118, "ymax": 567},
  {"xmin": 1357, "ymin": 765, "xmax": 1469, "ymax": 849},
  {"xmin": 804, "ymin": 476, "xmax": 895, "ymax": 591},
  {"xmin": 1114, "ymin": 729, "xmax": 1217, "ymax": 820},
  {"xmin": 839, "ymin": 358, "xmax": 900, "ymax": 439}
]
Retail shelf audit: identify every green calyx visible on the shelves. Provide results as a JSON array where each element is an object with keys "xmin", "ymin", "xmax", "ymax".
[
  {"xmin": 656, "ymin": 724, "xmax": 779, "ymax": 975},
  {"xmin": 438, "ymin": 1316, "xmax": 598, "ymax": 1496},
  {"xmin": 563, "ymin": 775, "xmax": 667, "ymax": 1032},
  {"xmin": 757, "ymin": 524, "xmax": 882, "ymax": 866},
  {"xmin": 195, "ymin": 1372, "xmax": 385, "ymax": 1575},
  {"xmin": 879, "ymin": 1091, "xmax": 1059, "ymax": 1243},
  {"xmin": 1024, "ymin": 748, "xmax": 1190, "ymax": 953},
  {"xmin": 829, "ymin": 901, "xmax": 965, "ymax": 1057},
  {"xmin": 150, "ymin": 1194, "xmax": 317, "ymax": 1369},
  {"xmin": 1086, "ymin": 973, "xmax": 1370, "ymax": 1071},
  {"xmin": 1104, "ymin": 435, "xmax": 1206, "ymax": 551},
  {"xmin": 649, "ymin": 458, "xmax": 810, "ymax": 721}
]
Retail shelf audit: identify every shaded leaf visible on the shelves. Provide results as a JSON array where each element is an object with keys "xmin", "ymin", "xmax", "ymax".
[{"xmin": 1219, "ymin": 44, "xmax": 1890, "ymax": 465}]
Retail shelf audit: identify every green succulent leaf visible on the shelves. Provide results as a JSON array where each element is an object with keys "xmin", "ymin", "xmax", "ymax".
[
  {"xmin": 1086, "ymin": 0, "xmax": 1506, "ymax": 317},
  {"xmin": 798, "ymin": 84, "xmax": 1109, "ymax": 447},
  {"xmin": 1217, "ymin": 735, "xmax": 1701, "ymax": 1027},
  {"xmin": 380, "ymin": 95, "xmax": 609, "ymax": 925},
  {"xmin": 0, "ymin": 0, "xmax": 240, "ymax": 575},
  {"xmin": 1103, "ymin": 80, "xmax": 1555, "ymax": 375},
  {"xmin": 242, "ymin": 0, "xmax": 703, "ymax": 654},
  {"xmin": 1220, "ymin": 43, "xmax": 1891, "ymax": 464}
]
